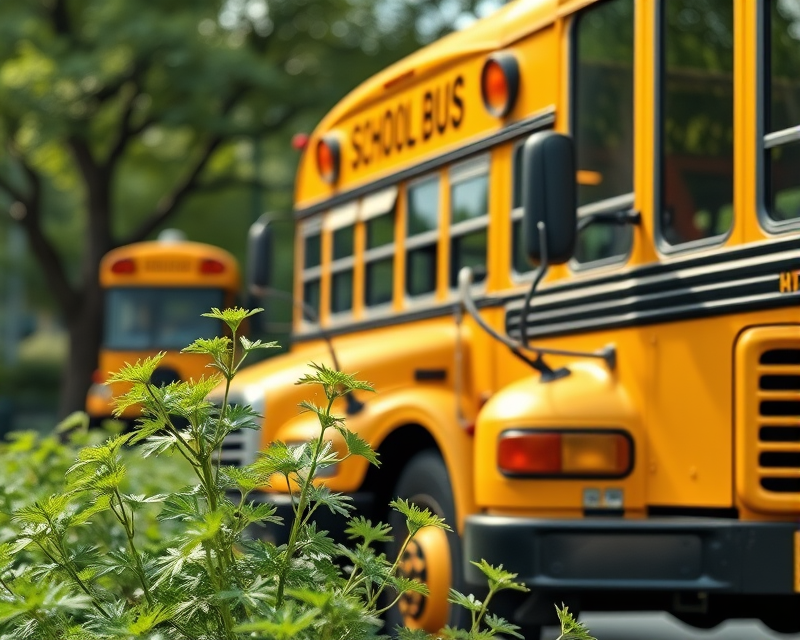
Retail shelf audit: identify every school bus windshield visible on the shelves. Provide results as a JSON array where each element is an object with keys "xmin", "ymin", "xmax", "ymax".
[{"xmin": 104, "ymin": 287, "xmax": 224, "ymax": 351}]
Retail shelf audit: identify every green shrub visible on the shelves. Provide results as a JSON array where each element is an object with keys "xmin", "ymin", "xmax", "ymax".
[{"xmin": 0, "ymin": 307, "xmax": 593, "ymax": 640}]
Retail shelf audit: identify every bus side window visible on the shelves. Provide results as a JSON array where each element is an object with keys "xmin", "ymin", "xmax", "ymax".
[
  {"xmin": 765, "ymin": 0, "xmax": 800, "ymax": 225},
  {"xmin": 301, "ymin": 219, "xmax": 322, "ymax": 322},
  {"xmin": 511, "ymin": 142, "xmax": 532, "ymax": 275},
  {"xmin": 660, "ymin": 0, "xmax": 734, "ymax": 246},
  {"xmin": 449, "ymin": 157, "xmax": 489, "ymax": 288},
  {"xmin": 406, "ymin": 175, "xmax": 440, "ymax": 298},
  {"xmin": 573, "ymin": 0, "xmax": 634, "ymax": 265},
  {"xmin": 362, "ymin": 187, "xmax": 398, "ymax": 309},
  {"xmin": 327, "ymin": 202, "xmax": 358, "ymax": 317}
]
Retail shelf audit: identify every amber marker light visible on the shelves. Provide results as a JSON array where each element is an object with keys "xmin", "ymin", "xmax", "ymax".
[
  {"xmin": 497, "ymin": 430, "xmax": 632, "ymax": 478},
  {"xmin": 316, "ymin": 135, "xmax": 341, "ymax": 185},
  {"xmin": 481, "ymin": 52, "xmax": 520, "ymax": 118}
]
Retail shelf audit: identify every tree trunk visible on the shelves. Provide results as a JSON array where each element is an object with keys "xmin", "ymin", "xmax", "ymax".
[{"xmin": 59, "ymin": 282, "xmax": 104, "ymax": 417}]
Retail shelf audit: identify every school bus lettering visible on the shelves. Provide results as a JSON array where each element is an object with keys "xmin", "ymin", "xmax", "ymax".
[
  {"xmin": 350, "ymin": 75, "xmax": 464, "ymax": 170},
  {"xmin": 779, "ymin": 270, "xmax": 799, "ymax": 293}
]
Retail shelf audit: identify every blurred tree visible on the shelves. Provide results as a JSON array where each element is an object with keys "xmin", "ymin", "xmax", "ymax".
[{"xmin": 0, "ymin": 0, "xmax": 498, "ymax": 417}]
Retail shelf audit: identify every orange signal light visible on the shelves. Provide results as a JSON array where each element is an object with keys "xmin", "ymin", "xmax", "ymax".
[
  {"xmin": 316, "ymin": 135, "xmax": 341, "ymax": 185},
  {"xmin": 481, "ymin": 52, "xmax": 520, "ymax": 118}
]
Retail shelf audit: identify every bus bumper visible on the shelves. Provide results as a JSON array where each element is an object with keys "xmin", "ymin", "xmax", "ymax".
[{"xmin": 464, "ymin": 515, "xmax": 799, "ymax": 595}]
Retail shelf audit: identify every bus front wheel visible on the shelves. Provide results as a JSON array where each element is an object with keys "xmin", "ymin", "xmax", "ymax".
[{"xmin": 386, "ymin": 450, "xmax": 465, "ymax": 634}]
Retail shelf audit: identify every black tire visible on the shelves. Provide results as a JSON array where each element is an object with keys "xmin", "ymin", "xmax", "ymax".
[{"xmin": 385, "ymin": 450, "xmax": 468, "ymax": 634}]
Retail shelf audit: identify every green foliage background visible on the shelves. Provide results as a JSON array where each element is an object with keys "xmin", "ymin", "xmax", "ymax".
[{"xmin": 0, "ymin": 0, "xmax": 505, "ymax": 418}]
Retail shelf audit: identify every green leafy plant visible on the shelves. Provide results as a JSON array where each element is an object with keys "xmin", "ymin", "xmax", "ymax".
[{"xmin": 0, "ymin": 307, "xmax": 594, "ymax": 640}]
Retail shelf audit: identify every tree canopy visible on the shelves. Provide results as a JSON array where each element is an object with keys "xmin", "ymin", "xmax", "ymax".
[{"xmin": 0, "ymin": 0, "xmax": 499, "ymax": 416}]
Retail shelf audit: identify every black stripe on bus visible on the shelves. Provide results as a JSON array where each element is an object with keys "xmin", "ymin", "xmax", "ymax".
[
  {"xmin": 505, "ymin": 236, "xmax": 800, "ymax": 340},
  {"xmin": 293, "ymin": 109, "xmax": 556, "ymax": 220},
  {"xmin": 291, "ymin": 237, "xmax": 799, "ymax": 344}
]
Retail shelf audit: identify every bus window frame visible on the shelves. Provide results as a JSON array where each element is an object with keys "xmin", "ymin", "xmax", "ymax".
[
  {"xmin": 567, "ymin": 1, "xmax": 635, "ymax": 272},
  {"xmin": 362, "ymin": 186, "xmax": 398, "ymax": 314},
  {"xmin": 448, "ymin": 154, "xmax": 490, "ymax": 293},
  {"xmin": 326, "ymin": 201, "xmax": 358, "ymax": 322},
  {"xmin": 757, "ymin": 0, "xmax": 800, "ymax": 234},
  {"xmin": 300, "ymin": 216, "xmax": 323, "ymax": 327},
  {"xmin": 404, "ymin": 172, "xmax": 442, "ymax": 303},
  {"xmin": 654, "ymin": 0, "xmax": 736, "ymax": 256}
]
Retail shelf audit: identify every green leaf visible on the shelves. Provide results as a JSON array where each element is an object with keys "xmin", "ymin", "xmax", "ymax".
[
  {"xmin": 285, "ymin": 587, "xmax": 333, "ymax": 609},
  {"xmin": 232, "ymin": 500, "xmax": 282, "ymax": 527},
  {"xmin": 344, "ymin": 516, "xmax": 393, "ymax": 547},
  {"xmin": 555, "ymin": 604, "xmax": 596, "ymax": 640},
  {"xmin": 55, "ymin": 411, "xmax": 89, "ymax": 434},
  {"xmin": 306, "ymin": 484, "xmax": 354, "ymax": 518},
  {"xmin": 484, "ymin": 613, "xmax": 524, "ymax": 639},
  {"xmin": 336, "ymin": 426, "xmax": 380, "ymax": 466},
  {"xmin": 127, "ymin": 415, "xmax": 170, "ymax": 444},
  {"xmin": 390, "ymin": 498, "xmax": 450, "ymax": 537},
  {"xmin": 201, "ymin": 306, "xmax": 263, "ymax": 333},
  {"xmin": 13, "ymin": 494, "xmax": 73, "ymax": 526},
  {"xmin": 158, "ymin": 490, "xmax": 202, "ymax": 522},
  {"xmin": 397, "ymin": 627, "xmax": 437, "ymax": 640},
  {"xmin": 234, "ymin": 600, "xmax": 318, "ymax": 637},
  {"xmin": 252, "ymin": 440, "xmax": 307, "ymax": 478},
  {"xmin": 68, "ymin": 494, "xmax": 112, "ymax": 526},
  {"xmin": 387, "ymin": 574, "xmax": 429, "ymax": 597},
  {"xmin": 219, "ymin": 465, "xmax": 261, "ymax": 493},
  {"xmin": 239, "ymin": 335, "xmax": 280, "ymax": 353},
  {"xmin": 137, "ymin": 433, "xmax": 182, "ymax": 458},
  {"xmin": 181, "ymin": 335, "xmax": 231, "ymax": 355},
  {"xmin": 107, "ymin": 353, "xmax": 166, "ymax": 385},
  {"xmin": 295, "ymin": 362, "xmax": 375, "ymax": 400},
  {"xmin": 469, "ymin": 560, "xmax": 529, "ymax": 594},
  {"xmin": 447, "ymin": 589, "xmax": 483, "ymax": 613}
]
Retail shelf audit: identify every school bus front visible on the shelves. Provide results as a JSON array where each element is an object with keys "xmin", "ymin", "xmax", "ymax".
[{"xmin": 230, "ymin": 0, "xmax": 800, "ymax": 635}]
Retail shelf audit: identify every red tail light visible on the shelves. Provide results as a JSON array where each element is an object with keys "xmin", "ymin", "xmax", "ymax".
[
  {"xmin": 200, "ymin": 259, "xmax": 225, "ymax": 274},
  {"xmin": 111, "ymin": 258, "xmax": 136, "ymax": 274},
  {"xmin": 498, "ymin": 432, "xmax": 562, "ymax": 474}
]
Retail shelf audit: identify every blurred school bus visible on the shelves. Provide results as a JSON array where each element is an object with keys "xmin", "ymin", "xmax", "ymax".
[{"xmin": 86, "ymin": 231, "xmax": 240, "ymax": 423}]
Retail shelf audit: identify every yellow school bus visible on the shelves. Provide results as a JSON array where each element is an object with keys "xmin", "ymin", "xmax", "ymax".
[
  {"xmin": 232, "ymin": 0, "xmax": 800, "ymax": 635},
  {"xmin": 86, "ymin": 232, "xmax": 240, "ymax": 422}
]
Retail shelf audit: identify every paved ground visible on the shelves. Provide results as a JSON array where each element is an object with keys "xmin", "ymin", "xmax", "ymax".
[{"xmin": 539, "ymin": 612, "xmax": 800, "ymax": 640}]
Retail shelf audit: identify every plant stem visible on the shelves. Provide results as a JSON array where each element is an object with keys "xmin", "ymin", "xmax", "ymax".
[
  {"xmin": 36, "ymin": 539, "xmax": 111, "ymax": 619},
  {"xmin": 472, "ymin": 585, "xmax": 496, "ymax": 634},
  {"xmin": 32, "ymin": 610, "xmax": 59, "ymax": 640},
  {"xmin": 214, "ymin": 329, "xmax": 236, "ymax": 483},
  {"xmin": 113, "ymin": 489, "xmax": 153, "ymax": 605},
  {"xmin": 0, "ymin": 573, "xmax": 13, "ymax": 594},
  {"xmin": 275, "ymin": 394, "xmax": 334, "ymax": 607},
  {"xmin": 368, "ymin": 533, "xmax": 413, "ymax": 609}
]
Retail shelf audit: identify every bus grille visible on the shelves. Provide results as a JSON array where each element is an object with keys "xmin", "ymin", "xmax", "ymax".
[
  {"xmin": 736, "ymin": 328, "xmax": 800, "ymax": 513},
  {"xmin": 757, "ymin": 349, "xmax": 800, "ymax": 494},
  {"xmin": 216, "ymin": 427, "xmax": 261, "ymax": 468}
]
